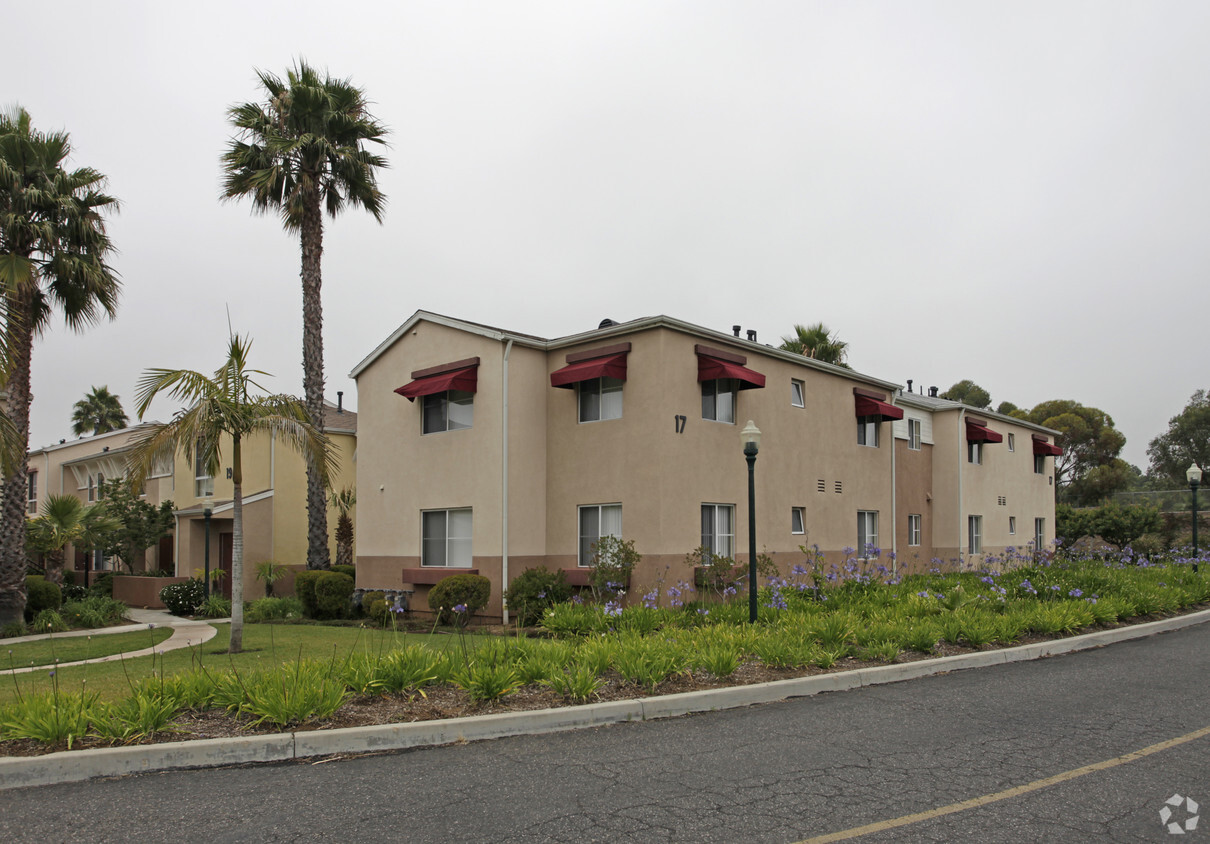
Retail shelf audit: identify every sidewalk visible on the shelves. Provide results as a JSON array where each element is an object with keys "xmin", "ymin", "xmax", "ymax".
[{"xmin": 2, "ymin": 608, "xmax": 221, "ymax": 675}]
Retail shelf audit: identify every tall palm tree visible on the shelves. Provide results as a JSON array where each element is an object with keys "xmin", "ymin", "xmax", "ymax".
[
  {"xmin": 71, "ymin": 385, "xmax": 128, "ymax": 436},
  {"xmin": 329, "ymin": 486, "xmax": 356, "ymax": 569},
  {"xmin": 127, "ymin": 334, "xmax": 335, "ymax": 653},
  {"xmin": 221, "ymin": 61, "xmax": 388, "ymax": 571},
  {"xmin": 779, "ymin": 322, "xmax": 850, "ymax": 367},
  {"xmin": 27, "ymin": 494, "xmax": 119, "ymax": 585},
  {"xmin": 0, "ymin": 107, "xmax": 120, "ymax": 626}
]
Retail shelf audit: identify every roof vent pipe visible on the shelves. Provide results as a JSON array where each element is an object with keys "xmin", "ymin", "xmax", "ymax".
[
  {"xmin": 598, "ymin": 318, "xmax": 618, "ymax": 329},
  {"xmin": 732, "ymin": 325, "xmax": 741, "ymax": 337},
  {"xmin": 929, "ymin": 386, "xmax": 939, "ymax": 397},
  {"xmin": 337, "ymin": 391, "xmax": 344, "ymax": 413},
  {"xmin": 906, "ymin": 379, "xmax": 913, "ymax": 394},
  {"xmin": 746, "ymin": 329, "xmax": 757, "ymax": 342}
]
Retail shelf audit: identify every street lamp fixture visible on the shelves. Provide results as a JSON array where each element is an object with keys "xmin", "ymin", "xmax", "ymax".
[
  {"xmin": 741, "ymin": 420, "xmax": 761, "ymax": 623},
  {"xmin": 203, "ymin": 494, "xmax": 213, "ymax": 599},
  {"xmin": 1188, "ymin": 464, "xmax": 1202, "ymax": 573}
]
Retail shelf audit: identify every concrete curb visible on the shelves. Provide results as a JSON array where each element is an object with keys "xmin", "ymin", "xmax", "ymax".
[{"xmin": 4, "ymin": 607, "xmax": 1210, "ymax": 791}]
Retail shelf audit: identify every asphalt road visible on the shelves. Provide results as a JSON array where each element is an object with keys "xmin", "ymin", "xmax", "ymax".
[{"xmin": 4, "ymin": 623, "xmax": 1210, "ymax": 843}]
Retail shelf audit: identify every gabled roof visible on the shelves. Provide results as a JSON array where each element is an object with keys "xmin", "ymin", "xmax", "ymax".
[
  {"xmin": 896, "ymin": 393, "xmax": 1059, "ymax": 437},
  {"xmin": 30, "ymin": 422, "xmax": 162, "ymax": 459}
]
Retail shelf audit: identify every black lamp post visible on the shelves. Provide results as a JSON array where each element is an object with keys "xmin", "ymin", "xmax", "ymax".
[
  {"xmin": 203, "ymin": 496, "xmax": 213, "ymax": 599},
  {"xmin": 741, "ymin": 420, "xmax": 761, "ymax": 623},
  {"xmin": 1188, "ymin": 463, "xmax": 1202, "ymax": 573}
]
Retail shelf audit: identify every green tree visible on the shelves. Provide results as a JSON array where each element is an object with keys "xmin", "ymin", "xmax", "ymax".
[
  {"xmin": 1019, "ymin": 400, "xmax": 1128, "ymax": 501},
  {"xmin": 778, "ymin": 322, "xmax": 850, "ymax": 367},
  {"xmin": 329, "ymin": 486, "xmax": 356, "ymax": 569},
  {"xmin": 1056, "ymin": 501, "xmax": 1161, "ymax": 549},
  {"xmin": 940, "ymin": 380, "xmax": 991, "ymax": 410},
  {"xmin": 96, "ymin": 479, "xmax": 174, "ymax": 572},
  {"xmin": 126, "ymin": 334, "xmax": 336, "ymax": 653},
  {"xmin": 71, "ymin": 385, "xmax": 128, "ymax": 436},
  {"xmin": 1147, "ymin": 390, "xmax": 1210, "ymax": 485},
  {"xmin": 221, "ymin": 61, "xmax": 388, "ymax": 571},
  {"xmin": 996, "ymin": 401, "xmax": 1020, "ymax": 416},
  {"xmin": 26, "ymin": 494, "xmax": 119, "ymax": 586},
  {"xmin": 0, "ymin": 107, "xmax": 120, "ymax": 626}
]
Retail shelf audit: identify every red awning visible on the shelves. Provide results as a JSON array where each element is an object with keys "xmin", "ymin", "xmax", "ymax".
[
  {"xmin": 1032, "ymin": 438, "xmax": 1063, "ymax": 457},
  {"xmin": 394, "ymin": 366, "xmax": 478, "ymax": 402},
  {"xmin": 550, "ymin": 353, "xmax": 628, "ymax": 389},
  {"xmin": 696, "ymin": 355, "xmax": 766, "ymax": 390},
  {"xmin": 965, "ymin": 420, "xmax": 1004, "ymax": 444},
  {"xmin": 854, "ymin": 395, "xmax": 904, "ymax": 421}
]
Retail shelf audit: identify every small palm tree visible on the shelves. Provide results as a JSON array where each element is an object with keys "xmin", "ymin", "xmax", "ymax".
[
  {"xmin": 71, "ymin": 385, "xmax": 129, "ymax": 436},
  {"xmin": 27, "ymin": 495, "xmax": 119, "ymax": 586},
  {"xmin": 127, "ymin": 334, "xmax": 336, "ymax": 654},
  {"xmin": 779, "ymin": 322, "xmax": 850, "ymax": 367},
  {"xmin": 222, "ymin": 61, "xmax": 388, "ymax": 572},
  {"xmin": 329, "ymin": 486, "xmax": 356, "ymax": 569}
]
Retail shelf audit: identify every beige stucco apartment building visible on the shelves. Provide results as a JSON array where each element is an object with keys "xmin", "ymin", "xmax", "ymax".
[{"xmin": 352, "ymin": 312, "xmax": 1061, "ymax": 622}]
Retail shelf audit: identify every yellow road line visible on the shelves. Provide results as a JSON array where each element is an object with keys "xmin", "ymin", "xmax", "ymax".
[{"xmin": 798, "ymin": 724, "xmax": 1210, "ymax": 843}]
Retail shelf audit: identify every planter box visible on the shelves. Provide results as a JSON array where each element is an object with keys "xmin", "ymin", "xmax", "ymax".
[{"xmin": 113, "ymin": 575, "xmax": 189, "ymax": 609}]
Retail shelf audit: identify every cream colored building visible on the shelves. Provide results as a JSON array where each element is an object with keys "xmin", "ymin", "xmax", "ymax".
[{"xmin": 352, "ymin": 312, "xmax": 1060, "ymax": 621}]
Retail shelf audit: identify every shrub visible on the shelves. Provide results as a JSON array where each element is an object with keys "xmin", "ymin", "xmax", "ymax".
[
  {"xmin": 254, "ymin": 561, "xmax": 287, "ymax": 598},
  {"xmin": 587, "ymin": 535, "xmax": 639, "ymax": 601},
  {"xmin": 331, "ymin": 564, "xmax": 356, "ymax": 580},
  {"xmin": 31, "ymin": 609, "xmax": 69, "ymax": 633},
  {"xmin": 159, "ymin": 579, "xmax": 206, "ymax": 616},
  {"xmin": 245, "ymin": 596, "xmax": 304, "ymax": 622},
  {"xmin": 504, "ymin": 567, "xmax": 571, "ymax": 627},
  {"xmin": 61, "ymin": 595, "xmax": 127, "ymax": 628},
  {"xmin": 428, "ymin": 573, "xmax": 491, "ymax": 625},
  {"xmin": 197, "ymin": 595, "xmax": 232, "ymax": 619},
  {"xmin": 89, "ymin": 571, "xmax": 115, "ymax": 597},
  {"xmin": 1, "ymin": 620, "xmax": 28, "ymax": 638},
  {"xmin": 25, "ymin": 576, "xmax": 62, "ymax": 619},
  {"xmin": 60, "ymin": 584, "xmax": 89, "ymax": 602},
  {"xmin": 313, "ymin": 571, "xmax": 355, "ymax": 620},
  {"xmin": 293, "ymin": 570, "xmax": 324, "ymax": 618}
]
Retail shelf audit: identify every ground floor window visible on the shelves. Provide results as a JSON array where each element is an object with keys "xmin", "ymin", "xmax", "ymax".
[
  {"xmin": 791, "ymin": 507, "xmax": 805, "ymax": 535},
  {"xmin": 908, "ymin": 514, "xmax": 921, "ymax": 547},
  {"xmin": 1034, "ymin": 518, "xmax": 1046, "ymax": 551},
  {"xmin": 701, "ymin": 503, "xmax": 735, "ymax": 561},
  {"xmin": 579, "ymin": 504, "xmax": 622, "ymax": 566},
  {"xmin": 857, "ymin": 510, "xmax": 878, "ymax": 556},
  {"xmin": 1009, "ymin": 516, "xmax": 1017, "ymax": 535},
  {"xmin": 968, "ymin": 515, "xmax": 983, "ymax": 555},
  {"xmin": 422, "ymin": 508, "xmax": 473, "ymax": 567}
]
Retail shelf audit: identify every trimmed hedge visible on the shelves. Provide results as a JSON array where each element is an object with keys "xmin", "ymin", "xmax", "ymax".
[
  {"xmin": 314, "ymin": 571, "xmax": 355, "ymax": 619},
  {"xmin": 159, "ymin": 579, "xmax": 206, "ymax": 616},
  {"xmin": 429, "ymin": 573, "xmax": 491, "ymax": 626},
  {"xmin": 503, "ymin": 566, "xmax": 571, "ymax": 627},
  {"xmin": 25, "ymin": 576, "xmax": 62, "ymax": 620},
  {"xmin": 331, "ymin": 564, "xmax": 356, "ymax": 580},
  {"xmin": 293, "ymin": 570, "xmax": 325, "ymax": 618}
]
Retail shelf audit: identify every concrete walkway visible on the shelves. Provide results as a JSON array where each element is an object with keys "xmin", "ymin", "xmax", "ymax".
[{"xmin": 2, "ymin": 609, "xmax": 221, "ymax": 675}]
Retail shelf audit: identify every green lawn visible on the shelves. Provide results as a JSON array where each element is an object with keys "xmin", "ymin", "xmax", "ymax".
[
  {"xmin": 3, "ymin": 627, "xmax": 175, "ymax": 669},
  {"xmin": 0, "ymin": 622, "xmax": 480, "ymax": 706}
]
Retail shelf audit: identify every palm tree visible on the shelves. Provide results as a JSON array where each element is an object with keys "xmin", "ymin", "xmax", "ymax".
[
  {"xmin": 0, "ymin": 107, "xmax": 120, "ymax": 626},
  {"xmin": 126, "ymin": 334, "xmax": 335, "ymax": 653},
  {"xmin": 27, "ymin": 494, "xmax": 119, "ymax": 586},
  {"xmin": 329, "ymin": 486, "xmax": 356, "ymax": 569},
  {"xmin": 779, "ymin": 323, "xmax": 850, "ymax": 367},
  {"xmin": 221, "ymin": 61, "xmax": 388, "ymax": 571},
  {"xmin": 71, "ymin": 385, "xmax": 128, "ymax": 436}
]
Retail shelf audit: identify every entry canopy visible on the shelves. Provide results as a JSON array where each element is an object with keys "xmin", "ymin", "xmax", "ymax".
[
  {"xmin": 965, "ymin": 419, "xmax": 1004, "ymax": 443},
  {"xmin": 395, "ymin": 358, "xmax": 479, "ymax": 402},
  {"xmin": 551, "ymin": 353, "xmax": 628, "ymax": 389}
]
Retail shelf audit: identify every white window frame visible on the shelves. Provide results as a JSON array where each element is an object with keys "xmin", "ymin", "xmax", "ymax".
[
  {"xmin": 194, "ymin": 443, "xmax": 214, "ymax": 498},
  {"xmin": 26, "ymin": 471, "xmax": 36, "ymax": 515},
  {"xmin": 701, "ymin": 503, "xmax": 735, "ymax": 561},
  {"xmin": 1034, "ymin": 454, "xmax": 1046, "ymax": 474},
  {"xmin": 791, "ymin": 507, "xmax": 805, "ymax": 535},
  {"xmin": 701, "ymin": 379, "xmax": 737, "ymax": 424},
  {"xmin": 907, "ymin": 418, "xmax": 922, "ymax": 450},
  {"xmin": 790, "ymin": 380, "xmax": 805, "ymax": 408},
  {"xmin": 908, "ymin": 514, "xmax": 921, "ymax": 547},
  {"xmin": 1034, "ymin": 518, "xmax": 1046, "ymax": 551},
  {"xmin": 968, "ymin": 515, "xmax": 983, "ymax": 555},
  {"xmin": 1007, "ymin": 433, "xmax": 1016, "ymax": 452},
  {"xmin": 578, "ymin": 503, "xmax": 622, "ymax": 566},
  {"xmin": 578, "ymin": 377, "xmax": 623, "ymax": 423},
  {"xmin": 422, "ymin": 389, "xmax": 474, "ymax": 434},
  {"xmin": 857, "ymin": 510, "xmax": 879, "ymax": 557},
  {"xmin": 1009, "ymin": 516, "xmax": 1017, "ymax": 535},
  {"xmin": 968, "ymin": 441, "xmax": 983, "ymax": 465},
  {"xmin": 857, "ymin": 416, "xmax": 880, "ymax": 448},
  {"xmin": 421, "ymin": 508, "xmax": 474, "ymax": 568}
]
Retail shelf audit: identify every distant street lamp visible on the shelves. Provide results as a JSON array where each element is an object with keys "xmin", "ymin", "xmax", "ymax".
[
  {"xmin": 203, "ymin": 495, "xmax": 213, "ymax": 598},
  {"xmin": 1188, "ymin": 464, "xmax": 1202, "ymax": 573},
  {"xmin": 741, "ymin": 420, "xmax": 761, "ymax": 623}
]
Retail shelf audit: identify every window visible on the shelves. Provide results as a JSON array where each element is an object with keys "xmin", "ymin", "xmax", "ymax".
[
  {"xmin": 194, "ymin": 445, "xmax": 214, "ymax": 497},
  {"xmin": 791, "ymin": 507, "xmax": 805, "ymax": 535},
  {"xmin": 26, "ymin": 472, "xmax": 36, "ymax": 515},
  {"xmin": 1009, "ymin": 516, "xmax": 1017, "ymax": 535},
  {"xmin": 968, "ymin": 441, "xmax": 983, "ymax": 464},
  {"xmin": 701, "ymin": 379, "xmax": 737, "ymax": 423},
  {"xmin": 857, "ymin": 510, "xmax": 878, "ymax": 556},
  {"xmin": 701, "ymin": 503, "xmax": 735, "ymax": 561},
  {"xmin": 908, "ymin": 514, "xmax": 921, "ymax": 547},
  {"xmin": 422, "ymin": 508, "xmax": 473, "ymax": 567},
  {"xmin": 578, "ymin": 504, "xmax": 622, "ymax": 566},
  {"xmin": 1007, "ymin": 433, "xmax": 1016, "ymax": 452},
  {"xmin": 857, "ymin": 416, "xmax": 880, "ymax": 447},
  {"xmin": 1034, "ymin": 454, "xmax": 1046, "ymax": 474},
  {"xmin": 96, "ymin": 472, "xmax": 105, "ymax": 500},
  {"xmin": 790, "ymin": 380, "xmax": 805, "ymax": 408},
  {"xmin": 908, "ymin": 418, "xmax": 922, "ymax": 450},
  {"xmin": 423, "ymin": 390, "xmax": 474, "ymax": 434},
  {"xmin": 578, "ymin": 377, "xmax": 623, "ymax": 423},
  {"xmin": 968, "ymin": 515, "xmax": 983, "ymax": 554},
  {"xmin": 88, "ymin": 476, "xmax": 96, "ymax": 502},
  {"xmin": 1034, "ymin": 518, "xmax": 1046, "ymax": 551}
]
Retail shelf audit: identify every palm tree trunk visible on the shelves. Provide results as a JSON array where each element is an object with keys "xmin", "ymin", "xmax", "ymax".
[
  {"xmin": 229, "ymin": 435, "xmax": 244, "ymax": 654},
  {"xmin": 44, "ymin": 548, "xmax": 65, "ymax": 586},
  {"xmin": 0, "ymin": 291, "xmax": 34, "ymax": 626},
  {"xmin": 300, "ymin": 199, "xmax": 330, "ymax": 570}
]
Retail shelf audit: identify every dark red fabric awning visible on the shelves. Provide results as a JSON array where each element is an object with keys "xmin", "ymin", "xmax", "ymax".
[
  {"xmin": 965, "ymin": 420, "xmax": 1004, "ymax": 443},
  {"xmin": 697, "ymin": 355, "xmax": 766, "ymax": 390},
  {"xmin": 550, "ymin": 353, "xmax": 628, "ymax": 389},
  {"xmin": 1032, "ymin": 438, "xmax": 1063, "ymax": 457},
  {"xmin": 395, "ymin": 366, "xmax": 478, "ymax": 402},
  {"xmin": 854, "ymin": 395, "xmax": 904, "ymax": 421}
]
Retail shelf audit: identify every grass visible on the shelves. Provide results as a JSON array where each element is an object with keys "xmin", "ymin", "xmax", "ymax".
[{"xmin": 3, "ymin": 628, "xmax": 175, "ymax": 669}]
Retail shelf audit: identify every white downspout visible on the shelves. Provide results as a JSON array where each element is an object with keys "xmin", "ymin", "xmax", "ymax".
[
  {"xmin": 890, "ymin": 401, "xmax": 898, "ymax": 579},
  {"xmin": 269, "ymin": 430, "xmax": 276, "ymax": 490},
  {"xmin": 958, "ymin": 408, "xmax": 966, "ymax": 566},
  {"xmin": 501, "ymin": 338, "xmax": 514, "ymax": 626}
]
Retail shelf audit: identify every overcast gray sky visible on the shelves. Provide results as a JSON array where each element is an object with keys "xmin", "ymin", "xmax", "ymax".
[{"xmin": 5, "ymin": 1, "xmax": 1208, "ymax": 470}]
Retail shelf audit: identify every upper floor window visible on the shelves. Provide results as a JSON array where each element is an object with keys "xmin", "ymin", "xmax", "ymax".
[
  {"xmin": 579, "ymin": 503, "xmax": 622, "ymax": 566},
  {"xmin": 26, "ymin": 471, "xmax": 36, "ymax": 514},
  {"xmin": 579, "ymin": 377, "xmax": 623, "ymax": 423},
  {"xmin": 1009, "ymin": 516, "xmax": 1017, "ymax": 535},
  {"xmin": 857, "ymin": 416, "xmax": 880, "ymax": 447},
  {"xmin": 1007, "ymin": 433, "xmax": 1016, "ymax": 451},
  {"xmin": 96, "ymin": 472, "xmax": 106, "ymax": 500},
  {"xmin": 422, "ymin": 508, "xmax": 473, "ymax": 567},
  {"xmin": 1034, "ymin": 454, "xmax": 1046, "ymax": 474},
  {"xmin": 702, "ymin": 379, "xmax": 737, "ymax": 424},
  {"xmin": 195, "ymin": 443, "xmax": 214, "ymax": 498},
  {"xmin": 790, "ymin": 380, "xmax": 805, "ymax": 408},
  {"xmin": 908, "ymin": 418, "xmax": 922, "ymax": 450},
  {"xmin": 701, "ymin": 503, "xmax": 735, "ymax": 561},
  {"xmin": 423, "ymin": 390, "xmax": 474, "ymax": 434},
  {"xmin": 88, "ymin": 475, "xmax": 96, "ymax": 502},
  {"xmin": 968, "ymin": 441, "xmax": 983, "ymax": 464}
]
